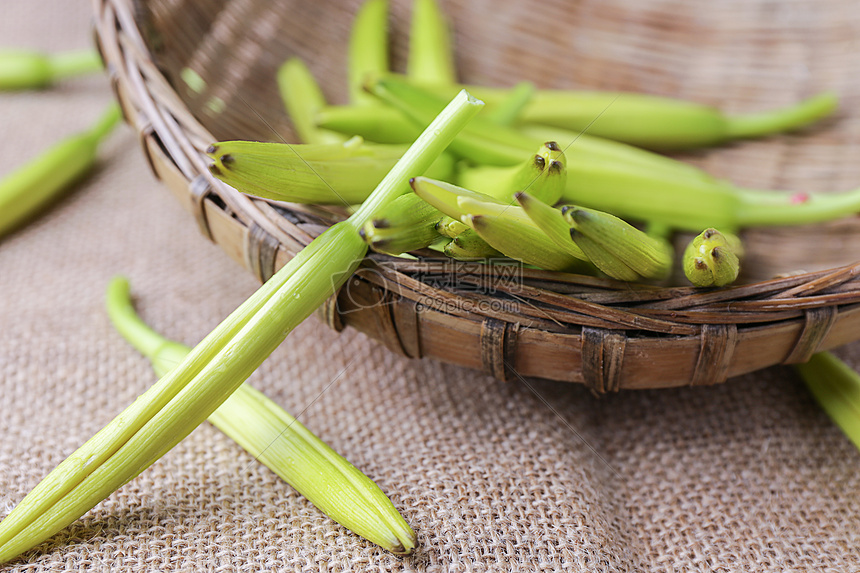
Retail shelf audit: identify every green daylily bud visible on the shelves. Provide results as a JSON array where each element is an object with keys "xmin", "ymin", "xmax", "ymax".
[
  {"xmin": 515, "ymin": 191, "xmax": 586, "ymax": 260},
  {"xmin": 407, "ymin": 0, "xmax": 456, "ymax": 85},
  {"xmin": 361, "ymin": 192, "xmax": 443, "ymax": 255},
  {"xmin": 682, "ymin": 228, "xmax": 742, "ymax": 287},
  {"xmin": 435, "ymin": 215, "xmax": 469, "ymax": 238},
  {"xmin": 563, "ymin": 205, "xmax": 673, "ymax": 281},
  {"xmin": 410, "ymin": 176, "xmax": 589, "ymax": 270},
  {"xmin": 349, "ymin": 0, "xmax": 390, "ymax": 105},
  {"xmin": 504, "ymin": 141, "xmax": 566, "ymax": 205},
  {"xmin": 0, "ymin": 104, "xmax": 122, "ymax": 238},
  {"xmin": 464, "ymin": 213, "xmax": 585, "ymax": 272},
  {"xmin": 206, "ymin": 139, "xmax": 455, "ymax": 205},
  {"xmin": 443, "ymin": 227, "xmax": 501, "ymax": 260},
  {"xmin": 277, "ymin": 57, "xmax": 348, "ymax": 145}
]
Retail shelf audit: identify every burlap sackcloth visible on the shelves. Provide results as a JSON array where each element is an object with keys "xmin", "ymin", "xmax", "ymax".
[{"xmin": 1, "ymin": 2, "xmax": 859, "ymax": 572}]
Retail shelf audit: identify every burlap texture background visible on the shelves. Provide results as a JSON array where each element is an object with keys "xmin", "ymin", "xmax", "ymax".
[{"xmin": 1, "ymin": 2, "xmax": 859, "ymax": 571}]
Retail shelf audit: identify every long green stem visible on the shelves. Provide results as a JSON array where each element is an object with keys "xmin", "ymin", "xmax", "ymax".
[
  {"xmin": 400, "ymin": 77, "xmax": 839, "ymax": 150},
  {"xmin": 735, "ymin": 186, "xmax": 860, "ymax": 227},
  {"xmin": 724, "ymin": 92, "xmax": 839, "ymax": 140},
  {"xmin": 0, "ymin": 90, "xmax": 482, "ymax": 565},
  {"xmin": 350, "ymin": 90, "xmax": 482, "ymax": 223},
  {"xmin": 0, "ymin": 48, "xmax": 103, "ymax": 90},
  {"xmin": 407, "ymin": 0, "xmax": 456, "ymax": 85},
  {"xmin": 47, "ymin": 49, "xmax": 104, "ymax": 81},
  {"xmin": 348, "ymin": 0, "xmax": 390, "ymax": 105},
  {"xmin": 277, "ymin": 58, "xmax": 347, "ymax": 145},
  {"xmin": 104, "ymin": 277, "xmax": 416, "ymax": 554}
]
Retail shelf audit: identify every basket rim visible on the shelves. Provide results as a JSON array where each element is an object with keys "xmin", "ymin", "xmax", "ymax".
[{"xmin": 93, "ymin": 0, "xmax": 860, "ymax": 391}]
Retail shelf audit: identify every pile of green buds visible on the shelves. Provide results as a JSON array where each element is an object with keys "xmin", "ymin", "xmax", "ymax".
[
  {"xmin": 208, "ymin": 0, "xmax": 857, "ymax": 288},
  {"xmin": 2, "ymin": 0, "xmax": 860, "ymax": 564}
]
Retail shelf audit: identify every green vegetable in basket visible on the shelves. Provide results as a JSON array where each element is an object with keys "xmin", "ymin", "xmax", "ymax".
[
  {"xmin": 366, "ymin": 76, "xmax": 860, "ymax": 232},
  {"xmin": 349, "ymin": 0, "xmax": 390, "ymax": 106},
  {"xmin": 476, "ymin": 89, "xmax": 838, "ymax": 150},
  {"xmin": 317, "ymin": 84, "xmax": 716, "ymax": 183},
  {"xmin": 443, "ymin": 227, "xmax": 501, "ymax": 261},
  {"xmin": 360, "ymin": 140, "xmax": 566, "ymax": 255},
  {"xmin": 360, "ymin": 192, "xmax": 443, "ymax": 255},
  {"xmin": 407, "ymin": 0, "xmax": 456, "ymax": 85},
  {"xmin": 104, "ymin": 276, "xmax": 415, "ymax": 554},
  {"xmin": 385, "ymin": 76, "xmax": 839, "ymax": 150},
  {"xmin": 0, "ymin": 48, "xmax": 102, "ymax": 90},
  {"xmin": 316, "ymin": 103, "xmax": 418, "ymax": 144},
  {"xmin": 508, "ymin": 90, "xmax": 839, "ymax": 151},
  {"xmin": 0, "ymin": 90, "xmax": 483, "ymax": 565},
  {"xmin": 317, "ymin": 96, "xmax": 714, "ymax": 179},
  {"xmin": 562, "ymin": 205, "xmax": 674, "ymax": 282},
  {"xmin": 207, "ymin": 137, "xmax": 454, "ymax": 205},
  {"xmin": 517, "ymin": 192, "xmax": 673, "ymax": 281},
  {"xmin": 0, "ymin": 103, "xmax": 122, "ymax": 238},
  {"xmin": 482, "ymin": 81, "xmax": 536, "ymax": 126},
  {"xmin": 794, "ymin": 352, "xmax": 860, "ymax": 452},
  {"xmin": 490, "ymin": 140, "xmax": 566, "ymax": 205},
  {"xmin": 436, "ymin": 215, "xmax": 469, "ymax": 238},
  {"xmin": 682, "ymin": 228, "xmax": 743, "ymax": 287},
  {"xmin": 515, "ymin": 192, "xmax": 596, "ymax": 259},
  {"xmin": 278, "ymin": 57, "xmax": 348, "ymax": 145},
  {"xmin": 411, "ymin": 176, "xmax": 588, "ymax": 271}
]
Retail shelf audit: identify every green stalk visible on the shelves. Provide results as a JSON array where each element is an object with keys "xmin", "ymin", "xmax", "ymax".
[
  {"xmin": 0, "ymin": 103, "xmax": 122, "ymax": 238},
  {"xmin": 0, "ymin": 90, "xmax": 483, "ymax": 564},
  {"xmin": 402, "ymin": 78, "xmax": 839, "ymax": 150},
  {"xmin": 319, "ymin": 80, "xmax": 720, "ymax": 183},
  {"xmin": 407, "ymin": 0, "xmax": 456, "ymax": 85},
  {"xmin": 0, "ymin": 48, "xmax": 102, "ymax": 90},
  {"xmin": 104, "ymin": 277, "xmax": 415, "ymax": 554},
  {"xmin": 349, "ymin": 0, "xmax": 390, "ymax": 105},
  {"xmin": 46, "ymin": 49, "xmax": 104, "ymax": 81},
  {"xmin": 317, "ymin": 100, "xmax": 718, "ymax": 184},
  {"xmin": 316, "ymin": 104, "xmax": 419, "ymax": 144},
  {"xmin": 483, "ymin": 81, "xmax": 535, "ymax": 126},
  {"xmin": 794, "ymin": 352, "xmax": 860, "ymax": 451},
  {"xmin": 277, "ymin": 58, "xmax": 347, "ymax": 144},
  {"xmin": 722, "ymin": 93, "xmax": 838, "ymax": 140},
  {"xmin": 735, "ymin": 187, "xmax": 860, "ymax": 227},
  {"xmin": 514, "ymin": 90, "xmax": 838, "ymax": 150},
  {"xmin": 368, "ymin": 76, "xmax": 530, "ymax": 165}
]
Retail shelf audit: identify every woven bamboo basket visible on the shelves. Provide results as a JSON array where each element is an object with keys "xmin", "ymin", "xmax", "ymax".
[{"xmin": 92, "ymin": 0, "xmax": 860, "ymax": 391}]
